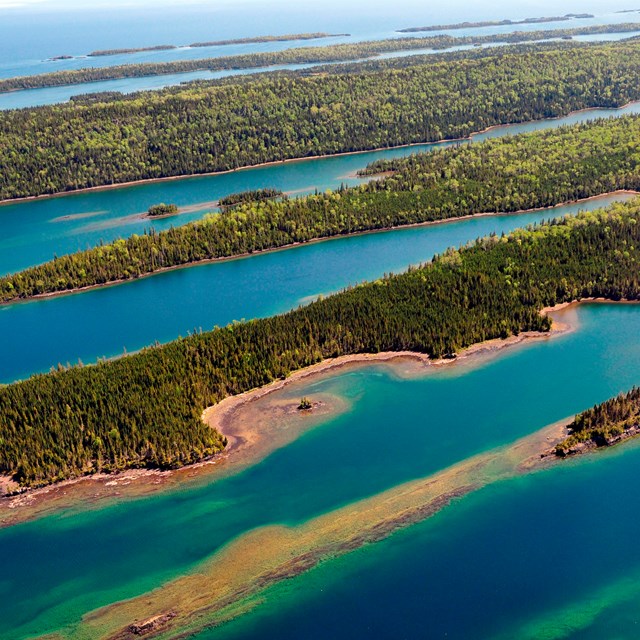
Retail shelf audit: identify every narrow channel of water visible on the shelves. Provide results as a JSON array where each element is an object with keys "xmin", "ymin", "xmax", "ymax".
[
  {"xmin": 1, "ymin": 194, "xmax": 635, "ymax": 384},
  {"xmin": 2, "ymin": 101, "xmax": 640, "ymax": 278},
  {"xmin": 0, "ymin": 303, "xmax": 638, "ymax": 639}
]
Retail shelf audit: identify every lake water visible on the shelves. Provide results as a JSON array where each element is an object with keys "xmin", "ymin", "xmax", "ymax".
[
  {"xmin": 1, "ymin": 303, "xmax": 640, "ymax": 639},
  {"xmin": 0, "ymin": 100, "xmax": 639, "ymax": 384},
  {"xmin": 0, "ymin": 4, "xmax": 637, "ymax": 109},
  {"xmin": 2, "ymin": 101, "xmax": 639, "ymax": 279},
  {"xmin": 2, "ymin": 4, "xmax": 640, "ymax": 638}
]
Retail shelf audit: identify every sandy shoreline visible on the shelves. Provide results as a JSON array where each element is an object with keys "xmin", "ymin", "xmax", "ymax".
[
  {"xmin": 0, "ymin": 302, "xmax": 581, "ymax": 528},
  {"xmin": 3, "ymin": 190, "xmax": 637, "ymax": 309},
  {"xmin": 1, "ymin": 100, "xmax": 638, "ymax": 208}
]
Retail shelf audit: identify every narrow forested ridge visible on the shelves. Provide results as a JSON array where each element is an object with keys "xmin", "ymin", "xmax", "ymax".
[
  {"xmin": 2, "ymin": 41, "xmax": 640, "ymax": 200},
  {"xmin": 2, "ymin": 203, "xmax": 640, "ymax": 489},
  {"xmin": 556, "ymin": 387, "xmax": 640, "ymax": 456},
  {"xmin": 3, "ymin": 24, "xmax": 638, "ymax": 93},
  {"xmin": 86, "ymin": 32, "xmax": 342, "ymax": 57},
  {"xmin": 2, "ymin": 115, "xmax": 640, "ymax": 302}
]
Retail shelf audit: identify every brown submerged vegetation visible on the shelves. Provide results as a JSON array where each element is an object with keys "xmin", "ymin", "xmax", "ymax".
[{"xmin": 55, "ymin": 419, "xmax": 568, "ymax": 640}]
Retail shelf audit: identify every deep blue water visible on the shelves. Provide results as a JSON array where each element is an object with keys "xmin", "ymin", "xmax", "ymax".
[
  {"xmin": 1, "ymin": 194, "xmax": 634, "ymax": 384},
  {"xmin": 1, "ymin": 303, "xmax": 639, "ymax": 639}
]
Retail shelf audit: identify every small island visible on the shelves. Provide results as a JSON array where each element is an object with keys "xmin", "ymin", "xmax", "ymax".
[
  {"xmin": 219, "ymin": 188, "xmax": 285, "ymax": 211},
  {"xmin": 147, "ymin": 203, "xmax": 179, "ymax": 217},
  {"xmin": 297, "ymin": 397, "xmax": 313, "ymax": 411},
  {"xmin": 88, "ymin": 45, "xmax": 178, "ymax": 57},
  {"xmin": 86, "ymin": 33, "xmax": 348, "ymax": 58},
  {"xmin": 398, "ymin": 13, "xmax": 594, "ymax": 33},
  {"xmin": 555, "ymin": 387, "xmax": 640, "ymax": 457},
  {"xmin": 189, "ymin": 32, "xmax": 350, "ymax": 48}
]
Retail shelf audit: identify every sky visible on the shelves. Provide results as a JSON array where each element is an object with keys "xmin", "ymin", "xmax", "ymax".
[{"xmin": 1, "ymin": 0, "xmax": 635, "ymax": 9}]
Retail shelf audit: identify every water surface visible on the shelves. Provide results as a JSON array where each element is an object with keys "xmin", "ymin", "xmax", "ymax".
[
  {"xmin": 1, "ymin": 303, "xmax": 639, "ymax": 639},
  {"xmin": 1, "ymin": 194, "xmax": 634, "ymax": 384}
]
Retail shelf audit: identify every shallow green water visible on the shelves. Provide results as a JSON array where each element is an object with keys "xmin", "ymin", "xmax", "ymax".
[
  {"xmin": 1, "ymin": 303, "xmax": 640, "ymax": 639},
  {"xmin": 212, "ymin": 439, "xmax": 640, "ymax": 640}
]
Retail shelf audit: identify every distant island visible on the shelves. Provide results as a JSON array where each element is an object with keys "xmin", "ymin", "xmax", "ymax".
[
  {"xmin": 13, "ymin": 24, "xmax": 640, "ymax": 96},
  {"xmin": 87, "ymin": 33, "xmax": 349, "ymax": 58},
  {"xmin": 189, "ymin": 32, "xmax": 350, "ymax": 48},
  {"xmin": 398, "ymin": 13, "xmax": 594, "ymax": 33},
  {"xmin": 88, "ymin": 45, "xmax": 177, "ymax": 57}
]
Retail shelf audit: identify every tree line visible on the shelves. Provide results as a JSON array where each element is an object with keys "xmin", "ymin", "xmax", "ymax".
[
  {"xmin": 397, "ymin": 13, "xmax": 594, "ymax": 32},
  {"xmin": 2, "ymin": 114, "xmax": 640, "ymax": 302},
  {"xmin": 2, "ymin": 25, "xmax": 639, "ymax": 94},
  {"xmin": 2, "ymin": 202, "xmax": 640, "ymax": 489},
  {"xmin": 556, "ymin": 387, "xmax": 640, "ymax": 455},
  {"xmin": 2, "ymin": 40, "xmax": 640, "ymax": 202},
  {"xmin": 218, "ymin": 188, "xmax": 285, "ymax": 211},
  {"xmin": 87, "ymin": 33, "xmax": 341, "ymax": 57}
]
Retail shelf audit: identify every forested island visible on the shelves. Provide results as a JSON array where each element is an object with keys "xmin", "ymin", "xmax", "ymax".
[
  {"xmin": 397, "ymin": 13, "xmax": 594, "ymax": 33},
  {"xmin": 218, "ymin": 188, "xmax": 285, "ymax": 211},
  {"xmin": 87, "ymin": 33, "xmax": 345, "ymax": 57},
  {"xmin": 556, "ymin": 387, "xmax": 640, "ymax": 456},
  {"xmin": 88, "ymin": 44, "xmax": 177, "ymax": 57},
  {"xmin": 147, "ymin": 203, "xmax": 178, "ymax": 217},
  {"xmin": 2, "ymin": 23, "xmax": 639, "ymax": 94},
  {"xmin": 2, "ymin": 114, "xmax": 640, "ymax": 303},
  {"xmin": 2, "ymin": 203, "xmax": 640, "ymax": 489},
  {"xmin": 2, "ymin": 41, "xmax": 640, "ymax": 202}
]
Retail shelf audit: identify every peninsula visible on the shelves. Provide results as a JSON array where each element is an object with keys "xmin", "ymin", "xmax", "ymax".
[
  {"xmin": 397, "ymin": 13, "xmax": 594, "ymax": 32},
  {"xmin": 1, "ymin": 202, "xmax": 640, "ymax": 491},
  {"xmin": 1, "ymin": 115, "xmax": 639, "ymax": 303}
]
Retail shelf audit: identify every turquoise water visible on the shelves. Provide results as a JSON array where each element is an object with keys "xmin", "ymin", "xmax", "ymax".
[
  {"xmin": 3, "ymin": 101, "xmax": 639, "ymax": 278},
  {"xmin": 213, "ymin": 438, "xmax": 640, "ymax": 640},
  {"xmin": 1, "ymin": 303, "xmax": 639, "ymax": 639},
  {"xmin": 5, "ymin": 28, "xmax": 640, "ymax": 110},
  {"xmin": 2, "ymin": 194, "xmax": 635, "ymax": 384}
]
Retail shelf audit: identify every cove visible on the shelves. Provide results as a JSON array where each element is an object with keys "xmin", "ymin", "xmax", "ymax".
[
  {"xmin": 1, "ymin": 303, "xmax": 640, "ymax": 639},
  {"xmin": 1, "ymin": 194, "xmax": 635, "ymax": 384},
  {"xmin": 2, "ymin": 101, "xmax": 640, "ymax": 277}
]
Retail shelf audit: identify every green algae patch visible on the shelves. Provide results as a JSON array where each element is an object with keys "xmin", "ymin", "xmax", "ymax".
[{"xmin": 491, "ymin": 569, "xmax": 640, "ymax": 640}]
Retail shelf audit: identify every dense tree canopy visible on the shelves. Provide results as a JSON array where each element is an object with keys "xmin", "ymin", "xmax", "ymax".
[
  {"xmin": 2, "ymin": 115, "xmax": 639, "ymax": 302},
  {"xmin": 2, "ymin": 24, "xmax": 638, "ymax": 93},
  {"xmin": 2, "ymin": 202, "xmax": 640, "ymax": 488},
  {"xmin": 1, "ymin": 41, "xmax": 640, "ymax": 200},
  {"xmin": 557, "ymin": 387, "xmax": 640, "ymax": 455}
]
